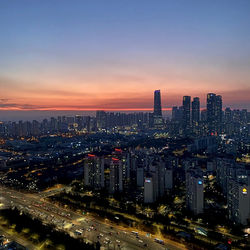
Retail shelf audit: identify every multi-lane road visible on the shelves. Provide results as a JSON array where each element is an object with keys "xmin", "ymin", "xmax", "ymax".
[{"xmin": 0, "ymin": 186, "xmax": 186, "ymax": 250}]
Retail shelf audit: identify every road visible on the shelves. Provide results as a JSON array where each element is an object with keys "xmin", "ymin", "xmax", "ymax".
[
  {"xmin": 0, "ymin": 186, "xmax": 186, "ymax": 250},
  {"xmin": 0, "ymin": 226, "xmax": 36, "ymax": 250}
]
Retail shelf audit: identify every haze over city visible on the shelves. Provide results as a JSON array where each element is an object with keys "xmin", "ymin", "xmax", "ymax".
[{"xmin": 1, "ymin": 0, "xmax": 250, "ymax": 113}]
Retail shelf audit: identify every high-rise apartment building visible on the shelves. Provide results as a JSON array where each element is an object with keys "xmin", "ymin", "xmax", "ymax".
[
  {"xmin": 224, "ymin": 107, "xmax": 232, "ymax": 123},
  {"xmin": 228, "ymin": 180, "xmax": 250, "ymax": 225},
  {"xmin": 172, "ymin": 106, "xmax": 183, "ymax": 122},
  {"xmin": 144, "ymin": 177, "xmax": 155, "ymax": 203},
  {"xmin": 84, "ymin": 155, "xmax": 104, "ymax": 189},
  {"xmin": 192, "ymin": 97, "xmax": 200, "ymax": 135},
  {"xmin": 182, "ymin": 96, "xmax": 191, "ymax": 134},
  {"xmin": 186, "ymin": 168, "xmax": 204, "ymax": 214},
  {"xmin": 137, "ymin": 167, "xmax": 144, "ymax": 187},
  {"xmin": 96, "ymin": 110, "xmax": 107, "ymax": 129},
  {"xmin": 192, "ymin": 97, "xmax": 200, "ymax": 124},
  {"xmin": 207, "ymin": 93, "xmax": 222, "ymax": 134},
  {"xmin": 109, "ymin": 158, "xmax": 123, "ymax": 194}
]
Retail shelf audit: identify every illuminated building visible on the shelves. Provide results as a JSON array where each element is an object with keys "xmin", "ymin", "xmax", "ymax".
[
  {"xmin": 153, "ymin": 90, "xmax": 162, "ymax": 117},
  {"xmin": 192, "ymin": 97, "xmax": 200, "ymax": 126},
  {"xmin": 224, "ymin": 107, "xmax": 232, "ymax": 123},
  {"xmin": 182, "ymin": 96, "xmax": 191, "ymax": 135},
  {"xmin": 84, "ymin": 155, "xmax": 104, "ymax": 189},
  {"xmin": 144, "ymin": 177, "xmax": 155, "ymax": 203},
  {"xmin": 228, "ymin": 180, "xmax": 250, "ymax": 225},
  {"xmin": 109, "ymin": 158, "xmax": 123, "ymax": 193},
  {"xmin": 186, "ymin": 168, "xmax": 204, "ymax": 214},
  {"xmin": 153, "ymin": 90, "xmax": 164, "ymax": 128},
  {"xmin": 207, "ymin": 93, "xmax": 222, "ymax": 134},
  {"xmin": 172, "ymin": 106, "xmax": 183, "ymax": 122},
  {"xmin": 96, "ymin": 110, "xmax": 107, "ymax": 130}
]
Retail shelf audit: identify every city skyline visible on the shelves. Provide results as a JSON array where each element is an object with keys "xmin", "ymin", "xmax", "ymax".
[
  {"xmin": 1, "ymin": 0, "xmax": 250, "ymax": 111},
  {"xmin": 0, "ymin": 90, "xmax": 247, "ymax": 122}
]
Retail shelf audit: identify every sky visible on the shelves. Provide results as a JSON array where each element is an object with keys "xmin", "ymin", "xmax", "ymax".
[{"xmin": 0, "ymin": 0, "xmax": 250, "ymax": 112}]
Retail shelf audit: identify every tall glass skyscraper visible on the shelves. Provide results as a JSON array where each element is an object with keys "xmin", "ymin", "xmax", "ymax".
[
  {"xmin": 153, "ymin": 90, "xmax": 163, "ymax": 128},
  {"xmin": 153, "ymin": 90, "xmax": 162, "ymax": 117}
]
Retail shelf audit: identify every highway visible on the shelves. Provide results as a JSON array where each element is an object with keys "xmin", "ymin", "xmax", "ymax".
[
  {"xmin": 0, "ymin": 186, "xmax": 186, "ymax": 250},
  {"xmin": 0, "ymin": 227, "xmax": 36, "ymax": 250}
]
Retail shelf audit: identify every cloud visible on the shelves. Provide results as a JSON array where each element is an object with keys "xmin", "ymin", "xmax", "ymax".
[
  {"xmin": 0, "ymin": 74, "xmax": 249, "ymax": 110},
  {"xmin": 0, "ymin": 101, "xmax": 47, "ymax": 110},
  {"xmin": 0, "ymin": 99, "xmax": 9, "ymax": 103}
]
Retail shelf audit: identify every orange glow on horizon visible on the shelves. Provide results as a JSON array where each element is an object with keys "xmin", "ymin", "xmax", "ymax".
[{"xmin": 0, "ymin": 107, "xmax": 173, "ymax": 111}]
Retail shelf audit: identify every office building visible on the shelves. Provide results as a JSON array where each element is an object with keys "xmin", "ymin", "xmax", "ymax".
[
  {"xmin": 153, "ymin": 90, "xmax": 164, "ymax": 128},
  {"xmin": 154, "ymin": 90, "xmax": 162, "ymax": 117}
]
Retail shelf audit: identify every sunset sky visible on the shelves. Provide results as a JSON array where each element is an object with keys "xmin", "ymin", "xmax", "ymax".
[{"xmin": 0, "ymin": 0, "xmax": 250, "ymax": 111}]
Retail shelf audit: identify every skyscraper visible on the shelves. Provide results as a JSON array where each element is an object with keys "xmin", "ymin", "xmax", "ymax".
[
  {"xmin": 153, "ymin": 90, "xmax": 162, "ymax": 117},
  {"xmin": 84, "ymin": 155, "xmax": 104, "ymax": 190},
  {"xmin": 153, "ymin": 90, "xmax": 164, "ymax": 128},
  {"xmin": 224, "ymin": 107, "xmax": 232, "ymax": 123},
  {"xmin": 182, "ymin": 96, "xmax": 191, "ymax": 134},
  {"xmin": 109, "ymin": 158, "xmax": 123, "ymax": 194},
  {"xmin": 144, "ymin": 177, "xmax": 155, "ymax": 203},
  {"xmin": 186, "ymin": 168, "xmax": 204, "ymax": 215},
  {"xmin": 172, "ymin": 106, "xmax": 183, "ymax": 122},
  {"xmin": 207, "ymin": 93, "xmax": 222, "ymax": 134},
  {"xmin": 96, "ymin": 110, "xmax": 107, "ymax": 129},
  {"xmin": 192, "ymin": 97, "xmax": 200, "ymax": 124},
  {"xmin": 228, "ymin": 180, "xmax": 250, "ymax": 225}
]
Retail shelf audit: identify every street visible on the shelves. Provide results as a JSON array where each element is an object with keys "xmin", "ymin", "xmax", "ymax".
[{"xmin": 0, "ymin": 186, "xmax": 186, "ymax": 250}]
